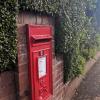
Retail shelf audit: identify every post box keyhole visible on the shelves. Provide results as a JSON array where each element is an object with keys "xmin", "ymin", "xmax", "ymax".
[{"xmin": 39, "ymin": 50, "xmax": 44, "ymax": 56}]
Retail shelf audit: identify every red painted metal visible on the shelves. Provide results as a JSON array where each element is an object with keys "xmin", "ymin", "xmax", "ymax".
[{"xmin": 27, "ymin": 24, "xmax": 53, "ymax": 100}]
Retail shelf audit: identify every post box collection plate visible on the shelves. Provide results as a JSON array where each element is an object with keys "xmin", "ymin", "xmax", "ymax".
[
  {"xmin": 27, "ymin": 25, "xmax": 52, "ymax": 100},
  {"xmin": 38, "ymin": 56, "xmax": 46, "ymax": 78}
]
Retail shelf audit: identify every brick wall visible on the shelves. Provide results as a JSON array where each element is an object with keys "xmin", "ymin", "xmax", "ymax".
[
  {"xmin": 0, "ymin": 71, "xmax": 16, "ymax": 100},
  {"xmin": 17, "ymin": 11, "xmax": 65, "ymax": 100},
  {"xmin": 52, "ymin": 58, "xmax": 64, "ymax": 100}
]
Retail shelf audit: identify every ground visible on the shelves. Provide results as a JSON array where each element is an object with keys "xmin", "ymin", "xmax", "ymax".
[{"xmin": 72, "ymin": 58, "xmax": 100, "ymax": 100}]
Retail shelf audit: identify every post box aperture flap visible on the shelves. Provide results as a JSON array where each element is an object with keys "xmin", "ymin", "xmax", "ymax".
[{"xmin": 27, "ymin": 25, "xmax": 53, "ymax": 100}]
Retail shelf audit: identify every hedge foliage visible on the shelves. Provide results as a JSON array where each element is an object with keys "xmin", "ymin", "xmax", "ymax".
[
  {"xmin": 55, "ymin": 0, "xmax": 98, "ymax": 82},
  {"xmin": 0, "ymin": 0, "xmax": 99, "ymax": 83},
  {"xmin": 0, "ymin": 0, "xmax": 17, "ymax": 72},
  {"xmin": 18, "ymin": 0, "xmax": 60, "ymax": 15}
]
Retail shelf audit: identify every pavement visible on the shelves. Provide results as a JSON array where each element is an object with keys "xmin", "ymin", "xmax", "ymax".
[{"xmin": 72, "ymin": 58, "xmax": 100, "ymax": 100}]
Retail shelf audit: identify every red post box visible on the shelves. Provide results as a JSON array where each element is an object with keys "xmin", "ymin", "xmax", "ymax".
[{"xmin": 27, "ymin": 25, "xmax": 53, "ymax": 100}]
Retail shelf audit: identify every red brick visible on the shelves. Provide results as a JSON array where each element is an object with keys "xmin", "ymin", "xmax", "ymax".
[
  {"xmin": 54, "ymin": 88, "xmax": 64, "ymax": 100},
  {"xmin": 18, "ymin": 63, "xmax": 28, "ymax": 73},
  {"xmin": 18, "ymin": 54, "xmax": 28, "ymax": 65},
  {"xmin": 0, "ymin": 94, "xmax": 16, "ymax": 100},
  {"xmin": 17, "ymin": 25, "xmax": 26, "ymax": 34},
  {"xmin": 0, "ymin": 72, "xmax": 16, "ymax": 99},
  {"xmin": 19, "ymin": 95, "xmax": 30, "ymax": 100},
  {"xmin": 36, "ymin": 15, "xmax": 42, "ymax": 24},
  {"xmin": 18, "ymin": 45, "xmax": 27, "ymax": 56},
  {"xmin": 18, "ymin": 72, "xmax": 29, "ymax": 97},
  {"xmin": 42, "ymin": 16, "xmax": 49, "ymax": 25},
  {"xmin": 54, "ymin": 81, "xmax": 63, "ymax": 93},
  {"xmin": 23, "ymin": 12, "xmax": 31, "ymax": 24},
  {"xmin": 0, "ymin": 71, "xmax": 15, "ymax": 87},
  {"xmin": 17, "ymin": 32, "xmax": 27, "ymax": 46},
  {"xmin": 23, "ymin": 12, "xmax": 36, "ymax": 24},
  {"xmin": 48, "ymin": 17, "xmax": 54, "ymax": 25}
]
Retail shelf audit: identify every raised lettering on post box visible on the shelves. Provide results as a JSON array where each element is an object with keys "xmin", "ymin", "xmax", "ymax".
[{"xmin": 27, "ymin": 25, "xmax": 53, "ymax": 100}]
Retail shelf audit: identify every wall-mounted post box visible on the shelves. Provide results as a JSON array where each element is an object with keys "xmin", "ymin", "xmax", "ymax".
[{"xmin": 27, "ymin": 25, "xmax": 53, "ymax": 100}]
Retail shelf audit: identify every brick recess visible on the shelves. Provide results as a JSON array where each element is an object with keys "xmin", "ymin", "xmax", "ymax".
[
  {"xmin": 17, "ymin": 11, "xmax": 64, "ymax": 100},
  {"xmin": 0, "ymin": 71, "xmax": 16, "ymax": 100}
]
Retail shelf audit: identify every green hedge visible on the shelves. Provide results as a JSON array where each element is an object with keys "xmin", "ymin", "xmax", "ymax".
[
  {"xmin": 55, "ymin": 0, "xmax": 98, "ymax": 82},
  {"xmin": 18, "ymin": 0, "xmax": 60, "ymax": 15},
  {"xmin": 0, "ymin": 0, "xmax": 17, "ymax": 72}
]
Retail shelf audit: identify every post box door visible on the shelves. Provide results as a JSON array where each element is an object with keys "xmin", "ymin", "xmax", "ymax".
[
  {"xmin": 32, "ymin": 42, "xmax": 52, "ymax": 100},
  {"xmin": 27, "ymin": 25, "xmax": 52, "ymax": 100}
]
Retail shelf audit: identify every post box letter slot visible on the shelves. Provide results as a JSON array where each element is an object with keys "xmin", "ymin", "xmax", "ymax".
[{"xmin": 31, "ymin": 35, "xmax": 52, "ymax": 43}]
